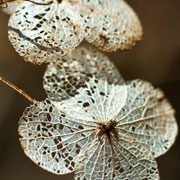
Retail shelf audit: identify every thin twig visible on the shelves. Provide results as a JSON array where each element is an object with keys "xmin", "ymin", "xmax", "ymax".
[
  {"xmin": 24, "ymin": 0, "xmax": 53, "ymax": 6},
  {"xmin": 0, "ymin": 75, "xmax": 35, "ymax": 103},
  {"xmin": 0, "ymin": 0, "xmax": 53, "ymax": 8}
]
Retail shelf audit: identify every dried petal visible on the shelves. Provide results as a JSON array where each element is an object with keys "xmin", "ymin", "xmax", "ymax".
[
  {"xmin": 19, "ymin": 78, "xmax": 127, "ymax": 175},
  {"xmin": 75, "ymin": 136, "xmax": 159, "ymax": 180},
  {"xmin": 18, "ymin": 78, "xmax": 177, "ymax": 178},
  {"xmin": 8, "ymin": 0, "xmax": 85, "ymax": 64},
  {"xmin": 75, "ymin": 0, "xmax": 142, "ymax": 51},
  {"xmin": 8, "ymin": 0, "xmax": 143, "ymax": 64},
  {"xmin": 19, "ymin": 99, "xmax": 97, "ymax": 174},
  {"xmin": 116, "ymin": 79, "xmax": 178, "ymax": 157},
  {"xmin": 43, "ymin": 46, "xmax": 124, "ymax": 101}
]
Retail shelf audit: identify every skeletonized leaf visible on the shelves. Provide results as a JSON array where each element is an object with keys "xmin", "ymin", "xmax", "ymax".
[
  {"xmin": 19, "ymin": 77, "xmax": 177, "ymax": 179},
  {"xmin": 75, "ymin": 134, "xmax": 159, "ymax": 180},
  {"xmin": 19, "ymin": 77, "xmax": 127, "ymax": 175},
  {"xmin": 51, "ymin": 77, "xmax": 127, "ymax": 124},
  {"xmin": 43, "ymin": 45, "xmax": 124, "ymax": 101},
  {"xmin": 75, "ymin": 79, "xmax": 178, "ymax": 179},
  {"xmin": 75, "ymin": 0, "xmax": 142, "ymax": 51},
  {"xmin": 8, "ymin": 0, "xmax": 85, "ymax": 64},
  {"xmin": 19, "ymin": 78, "xmax": 178, "ymax": 178},
  {"xmin": 19, "ymin": 99, "xmax": 98, "ymax": 174},
  {"xmin": 17, "ymin": 39, "xmax": 177, "ymax": 177},
  {"xmin": 116, "ymin": 79, "xmax": 178, "ymax": 158},
  {"xmin": 8, "ymin": 0, "xmax": 142, "ymax": 64},
  {"xmin": 18, "ymin": 49, "xmax": 177, "ymax": 178}
]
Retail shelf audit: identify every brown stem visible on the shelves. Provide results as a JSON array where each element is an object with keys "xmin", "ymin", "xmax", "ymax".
[
  {"xmin": 24, "ymin": 0, "xmax": 53, "ymax": 6},
  {"xmin": 0, "ymin": 75, "xmax": 35, "ymax": 103},
  {"xmin": 1, "ymin": 0, "xmax": 53, "ymax": 6}
]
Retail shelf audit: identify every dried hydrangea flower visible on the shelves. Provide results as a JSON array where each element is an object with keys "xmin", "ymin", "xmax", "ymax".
[
  {"xmin": 8, "ymin": 0, "xmax": 142, "ymax": 64},
  {"xmin": 18, "ymin": 47, "xmax": 177, "ymax": 179},
  {"xmin": 75, "ymin": 79, "xmax": 178, "ymax": 179},
  {"xmin": 19, "ymin": 46, "xmax": 127, "ymax": 175}
]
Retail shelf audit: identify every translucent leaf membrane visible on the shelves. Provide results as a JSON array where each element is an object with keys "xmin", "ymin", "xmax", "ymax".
[
  {"xmin": 8, "ymin": 0, "xmax": 142, "ymax": 64},
  {"xmin": 2, "ymin": 2, "xmax": 20, "ymax": 14},
  {"xmin": 75, "ymin": 0, "xmax": 142, "ymax": 51},
  {"xmin": 19, "ymin": 99, "xmax": 98, "ymax": 174},
  {"xmin": 43, "ymin": 46, "xmax": 124, "ymax": 101},
  {"xmin": 52, "ymin": 77, "xmax": 127, "ymax": 125},
  {"xmin": 116, "ymin": 79, "xmax": 178, "ymax": 158},
  {"xmin": 19, "ymin": 78, "xmax": 127, "ymax": 175},
  {"xmin": 74, "ymin": 80, "xmax": 177, "ymax": 179},
  {"xmin": 75, "ymin": 137, "xmax": 159, "ymax": 180},
  {"xmin": 19, "ymin": 78, "xmax": 177, "ymax": 178},
  {"xmin": 8, "ymin": 0, "xmax": 85, "ymax": 64}
]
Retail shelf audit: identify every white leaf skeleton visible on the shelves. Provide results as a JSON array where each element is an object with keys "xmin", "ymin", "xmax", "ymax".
[
  {"xmin": 0, "ymin": 47, "xmax": 176, "ymax": 179},
  {"xmin": 7, "ymin": 0, "xmax": 142, "ymax": 64}
]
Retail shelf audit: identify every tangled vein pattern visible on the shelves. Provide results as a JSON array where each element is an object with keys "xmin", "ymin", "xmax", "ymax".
[
  {"xmin": 18, "ymin": 46, "xmax": 178, "ymax": 179},
  {"xmin": 43, "ymin": 46, "xmax": 123, "ymax": 101},
  {"xmin": 8, "ymin": 0, "xmax": 142, "ymax": 64},
  {"xmin": 8, "ymin": 0, "xmax": 85, "ymax": 64}
]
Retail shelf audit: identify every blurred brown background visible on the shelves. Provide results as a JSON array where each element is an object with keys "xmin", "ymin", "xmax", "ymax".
[{"xmin": 0, "ymin": 0, "xmax": 179, "ymax": 179}]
